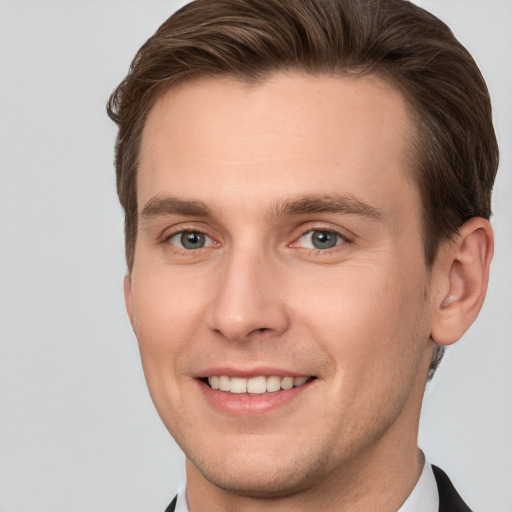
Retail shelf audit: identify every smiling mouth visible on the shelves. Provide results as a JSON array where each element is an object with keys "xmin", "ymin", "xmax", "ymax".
[{"xmin": 203, "ymin": 375, "xmax": 315, "ymax": 394}]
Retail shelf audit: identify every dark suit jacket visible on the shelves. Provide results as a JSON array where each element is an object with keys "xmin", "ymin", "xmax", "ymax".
[
  {"xmin": 165, "ymin": 496, "xmax": 177, "ymax": 512},
  {"xmin": 164, "ymin": 465, "xmax": 472, "ymax": 511},
  {"xmin": 432, "ymin": 465, "xmax": 472, "ymax": 512}
]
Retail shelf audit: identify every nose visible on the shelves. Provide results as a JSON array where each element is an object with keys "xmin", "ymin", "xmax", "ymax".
[{"xmin": 207, "ymin": 246, "xmax": 289, "ymax": 342}]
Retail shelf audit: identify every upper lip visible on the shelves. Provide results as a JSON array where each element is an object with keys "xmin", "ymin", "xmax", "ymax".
[{"xmin": 195, "ymin": 366, "xmax": 314, "ymax": 379}]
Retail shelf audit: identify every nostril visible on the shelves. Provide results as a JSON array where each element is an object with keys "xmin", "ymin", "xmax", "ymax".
[{"xmin": 246, "ymin": 327, "xmax": 270, "ymax": 337}]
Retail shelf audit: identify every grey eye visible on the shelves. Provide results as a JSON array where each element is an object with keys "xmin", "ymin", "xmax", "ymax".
[
  {"xmin": 294, "ymin": 228, "xmax": 345, "ymax": 251},
  {"xmin": 176, "ymin": 231, "xmax": 206, "ymax": 249},
  {"xmin": 310, "ymin": 230, "xmax": 339, "ymax": 249},
  {"xmin": 181, "ymin": 232, "xmax": 205, "ymax": 249}
]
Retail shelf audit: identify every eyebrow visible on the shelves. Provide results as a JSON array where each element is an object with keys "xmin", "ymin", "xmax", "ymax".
[
  {"xmin": 139, "ymin": 193, "xmax": 383, "ymax": 221},
  {"xmin": 271, "ymin": 194, "xmax": 384, "ymax": 220},
  {"xmin": 140, "ymin": 196, "xmax": 213, "ymax": 221}
]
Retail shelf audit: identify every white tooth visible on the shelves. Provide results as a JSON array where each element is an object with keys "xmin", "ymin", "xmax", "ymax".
[
  {"xmin": 209, "ymin": 376, "xmax": 219, "ymax": 390},
  {"xmin": 230, "ymin": 377, "xmax": 247, "ymax": 394},
  {"xmin": 247, "ymin": 376, "xmax": 267, "ymax": 394},
  {"xmin": 294, "ymin": 377, "xmax": 308, "ymax": 387},
  {"xmin": 266, "ymin": 376, "xmax": 281, "ymax": 392},
  {"xmin": 281, "ymin": 376, "xmax": 294, "ymax": 390},
  {"xmin": 218, "ymin": 375, "xmax": 230, "ymax": 392}
]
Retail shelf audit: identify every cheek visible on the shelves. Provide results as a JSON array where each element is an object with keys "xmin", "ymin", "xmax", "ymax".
[
  {"xmin": 130, "ymin": 272, "xmax": 209, "ymax": 369},
  {"xmin": 129, "ymin": 274, "xmax": 210, "ymax": 426},
  {"xmin": 291, "ymin": 260, "xmax": 430, "ymax": 365}
]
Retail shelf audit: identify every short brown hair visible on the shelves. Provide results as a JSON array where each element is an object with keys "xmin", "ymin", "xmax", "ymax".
[{"xmin": 107, "ymin": 0, "xmax": 499, "ymax": 374}]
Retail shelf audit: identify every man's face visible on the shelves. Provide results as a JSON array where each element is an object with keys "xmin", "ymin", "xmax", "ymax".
[{"xmin": 127, "ymin": 73, "xmax": 437, "ymax": 496}]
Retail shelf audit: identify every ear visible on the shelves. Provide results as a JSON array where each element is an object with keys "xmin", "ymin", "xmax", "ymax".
[
  {"xmin": 124, "ymin": 274, "xmax": 135, "ymax": 329},
  {"xmin": 430, "ymin": 217, "xmax": 494, "ymax": 346}
]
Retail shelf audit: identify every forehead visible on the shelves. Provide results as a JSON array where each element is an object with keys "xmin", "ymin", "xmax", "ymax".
[{"xmin": 138, "ymin": 72, "xmax": 418, "ymax": 218}]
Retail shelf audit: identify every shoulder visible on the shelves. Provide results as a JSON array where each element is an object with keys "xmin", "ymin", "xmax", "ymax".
[{"xmin": 432, "ymin": 465, "xmax": 473, "ymax": 512}]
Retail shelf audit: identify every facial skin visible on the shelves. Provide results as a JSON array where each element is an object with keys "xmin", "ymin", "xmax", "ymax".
[{"xmin": 125, "ymin": 73, "xmax": 488, "ymax": 511}]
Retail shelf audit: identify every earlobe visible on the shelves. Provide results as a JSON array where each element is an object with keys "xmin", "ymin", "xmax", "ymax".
[{"xmin": 430, "ymin": 218, "xmax": 494, "ymax": 346}]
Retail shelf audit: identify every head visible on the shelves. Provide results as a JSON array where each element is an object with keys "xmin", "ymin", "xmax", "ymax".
[{"xmin": 107, "ymin": 0, "xmax": 497, "ymax": 503}]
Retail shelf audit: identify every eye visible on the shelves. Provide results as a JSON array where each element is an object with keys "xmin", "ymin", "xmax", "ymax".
[
  {"xmin": 167, "ymin": 231, "xmax": 214, "ymax": 250},
  {"xmin": 296, "ymin": 229, "xmax": 343, "ymax": 250}
]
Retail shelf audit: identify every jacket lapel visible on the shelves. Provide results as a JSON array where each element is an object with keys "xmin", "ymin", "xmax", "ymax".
[
  {"xmin": 164, "ymin": 495, "xmax": 177, "ymax": 512},
  {"xmin": 432, "ymin": 465, "xmax": 472, "ymax": 512}
]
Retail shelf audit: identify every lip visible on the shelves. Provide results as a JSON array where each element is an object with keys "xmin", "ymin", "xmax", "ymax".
[
  {"xmin": 195, "ymin": 366, "xmax": 311, "ymax": 379},
  {"xmin": 196, "ymin": 368, "xmax": 316, "ymax": 416}
]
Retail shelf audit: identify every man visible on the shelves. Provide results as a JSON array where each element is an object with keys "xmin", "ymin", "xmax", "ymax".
[{"xmin": 107, "ymin": 0, "xmax": 498, "ymax": 510}]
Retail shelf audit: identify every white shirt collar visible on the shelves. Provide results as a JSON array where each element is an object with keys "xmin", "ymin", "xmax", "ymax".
[
  {"xmin": 174, "ymin": 482, "xmax": 189, "ymax": 512},
  {"xmin": 174, "ymin": 458, "xmax": 439, "ymax": 512},
  {"xmin": 397, "ymin": 459, "xmax": 439, "ymax": 512}
]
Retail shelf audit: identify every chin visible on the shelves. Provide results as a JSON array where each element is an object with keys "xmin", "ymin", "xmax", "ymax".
[{"xmin": 185, "ymin": 441, "xmax": 333, "ymax": 498}]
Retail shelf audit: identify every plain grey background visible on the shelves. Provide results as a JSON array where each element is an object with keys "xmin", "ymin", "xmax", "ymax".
[{"xmin": 0, "ymin": 1, "xmax": 510, "ymax": 511}]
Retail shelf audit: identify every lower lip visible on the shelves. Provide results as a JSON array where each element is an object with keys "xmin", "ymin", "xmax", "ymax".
[{"xmin": 198, "ymin": 380, "xmax": 315, "ymax": 416}]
